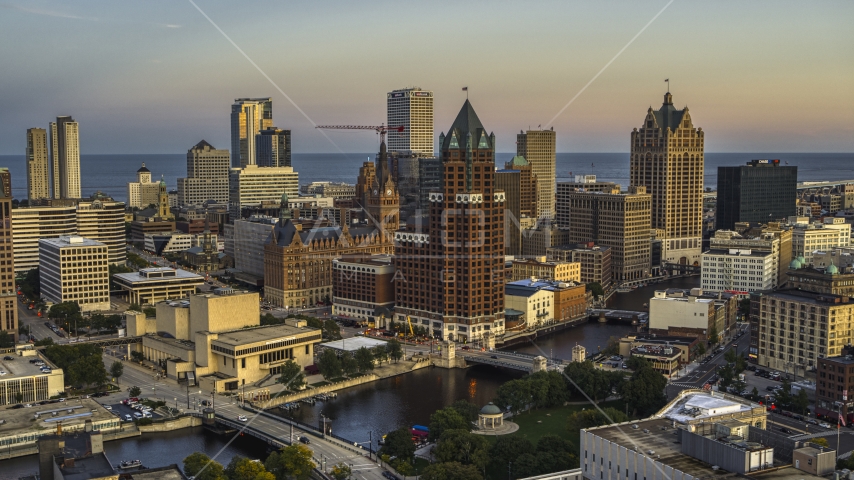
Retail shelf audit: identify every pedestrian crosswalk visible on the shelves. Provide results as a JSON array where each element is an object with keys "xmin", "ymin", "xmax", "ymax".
[{"xmin": 669, "ymin": 382, "xmax": 700, "ymax": 389}]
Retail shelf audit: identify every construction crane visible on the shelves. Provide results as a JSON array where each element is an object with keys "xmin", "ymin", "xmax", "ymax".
[
  {"xmin": 315, "ymin": 124, "xmax": 404, "ymax": 144},
  {"xmin": 406, "ymin": 315, "xmax": 415, "ymax": 337}
]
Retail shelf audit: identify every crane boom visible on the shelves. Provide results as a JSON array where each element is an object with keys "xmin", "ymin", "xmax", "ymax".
[{"xmin": 315, "ymin": 125, "xmax": 404, "ymax": 144}]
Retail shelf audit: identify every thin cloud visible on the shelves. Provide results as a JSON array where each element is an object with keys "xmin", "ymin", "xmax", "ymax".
[
  {"xmin": 1, "ymin": 3, "xmax": 98, "ymax": 21},
  {"xmin": 162, "ymin": 23, "xmax": 182, "ymax": 28}
]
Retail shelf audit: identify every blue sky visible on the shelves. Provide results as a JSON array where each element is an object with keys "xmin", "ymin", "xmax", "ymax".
[{"xmin": 0, "ymin": 0, "xmax": 851, "ymax": 154}]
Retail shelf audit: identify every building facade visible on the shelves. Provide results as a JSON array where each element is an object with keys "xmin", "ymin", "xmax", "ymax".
[
  {"xmin": 49, "ymin": 116, "xmax": 81, "ymax": 199},
  {"xmin": 178, "ymin": 140, "xmax": 231, "ymax": 207},
  {"xmin": 510, "ymin": 258, "xmax": 581, "ymax": 283},
  {"xmin": 547, "ymin": 243, "xmax": 613, "ymax": 288},
  {"xmin": 555, "ymin": 175, "xmax": 620, "ymax": 229},
  {"xmin": 332, "ymin": 255, "xmax": 395, "ymax": 327},
  {"xmin": 565, "ymin": 187, "xmax": 652, "ymax": 282},
  {"xmin": 75, "ymin": 199, "xmax": 126, "ymax": 265},
  {"xmin": 716, "ymin": 160, "xmax": 798, "ymax": 230},
  {"xmin": 0, "ymin": 170, "xmax": 17, "ymax": 336},
  {"xmin": 517, "ymin": 129, "xmax": 556, "ymax": 220},
  {"xmin": 256, "ymin": 128, "xmax": 291, "ymax": 168},
  {"xmin": 495, "ymin": 169, "xmax": 522, "ymax": 256},
  {"xmin": 25, "ymin": 128, "xmax": 50, "ymax": 200},
  {"xmin": 387, "ymin": 88, "xmax": 434, "ymax": 155},
  {"xmin": 300, "ymin": 182, "xmax": 355, "ymax": 200},
  {"xmin": 522, "ymin": 223, "xmax": 570, "ymax": 258},
  {"xmin": 649, "ymin": 289, "xmax": 719, "ymax": 341},
  {"xmin": 630, "ymin": 92, "xmax": 704, "ymax": 267},
  {"xmin": 113, "ymin": 267, "xmax": 204, "ymax": 306},
  {"xmin": 10, "ymin": 206, "xmax": 77, "ymax": 274},
  {"xmin": 710, "ymin": 225, "xmax": 791, "ymax": 288},
  {"xmin": 701, "ymin": 248, "xmax": 777, "ymax": 293},
  {"xmin": 393, "ymin": 100, "xmax": 506, "ymax": 343},
  {"xmin": 230, "ymin": 98, "xmax": 273, "ymax": 168},
  {"xmin": 790, "ymin": 217, "xmax": 851, "ymax": 265},
  {"xmin": 228, "ymin": 165, "xmax": 298, "ymax": 221},
  {"xmin": 815, "ymin": 351, "xmax": 854, "ymax": 424},
  {"xmin": 39, "ymin": 236, "xmax": 110, "ymax": 312},
  {"xmin": 126, "ymin": 163, "xmax": 161, "ymax": 208}
]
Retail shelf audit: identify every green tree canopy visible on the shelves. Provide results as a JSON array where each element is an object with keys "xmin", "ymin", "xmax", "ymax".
[
  {"xmin": 329, "ymin": 463, "xmax": 352, "ymax": 480},
  {"xmin": 43, "ymin": 344, "xmax": 108, "ymax": 387},
  {"xmin": 489, "ymin": 436, "xmax": 536, "ymax": 467},
  {"xmin": 428, "ymin": 406, "xmax": 471, "ymax": 441},
  {"xmin": 0, "ymin": 331, "xmax": 13, "ymax": 348},
  {"xmin": 129, "ymin": 386, "xmax": 141, "ymax": 397},
  {"xmin": 381, "ymin": 427, "xmax": 416, "ymax": 461},
  {"xmin": 450, "ymin": 399, "xmax": 480, "ymax": 423},
  {"xmin": 277, "ymin": 360, "xmax": 306, "ymax": 391},
  {"xmin": 495, "ymin": 378, "xmax": 532, "ymax": 415},
  {"xmin": 387, "ymin": 338, "xmax": 404, "ymax": 363},
  {"xmin": 264, "ymin": 444, "xmax": 315, "ymax": 480},
  {"xmin": 340, "ymin": 351, "xmax": 358, "ymax": 376},
  {"xmin": 322, "ymin": 318, "xmax": 342, "ymax": 340},
  {"xmin": 420, "ymin": 461, "xmax": 483, "ymax": 480},
  {"xmin": 224, "ymin": 456, "xmax": 275, "ymax": 480},
  {"xmin": 433, "ymin": 429, "xmax": 490, "ymax": 471},
  {"xmin": 564, "ymin": 361, "xmax": 622, "ymax": 402},
  {"xmin": 373, "ymin": 345, "xmax": 389, "ymax": 364},
  {"xmin": 355, "ymin": 347, "xmax": 375, "ymax": 372},
  {"xmin": 317, "ymin": 348, "xmax": 343, "ymax": 380},
  {"xmin": 18, "ymin": 268, "xmax": 40, "ymax": 299},
  {"xmin": 110, "ymin": 361, "xmax": 124, "ymax": 383},
  {"xmin": 183, "ymin": 452, "xmax": 226, "ymax": 480},
  {"xmin": 621, "ymin": 358, "xmax": 667, "ymax": 416},
  {"xmin": 567, "ymin": 407, "xmax": 628, "ymax": 432}
]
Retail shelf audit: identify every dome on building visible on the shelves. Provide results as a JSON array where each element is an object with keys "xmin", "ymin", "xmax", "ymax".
[
  {"xmin": 789, "ymin": 258, "xmax": 802, "ymax": 270},
  {"xmin": 480, "ymin": 402, "xmax": 502, "ymax": 415},
  {"xmin": 796, "ymin": 255, "xmax": 806, "ymax": 265},
  {"xmin": 137, "ymin": 163, "xmax": 150, "ymax": 173},
  {"xmin": 827, "ymin": 264, "xmax": 839, "ymax": 274}
]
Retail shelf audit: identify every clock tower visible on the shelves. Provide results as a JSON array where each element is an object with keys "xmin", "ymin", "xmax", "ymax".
[{"xmin": 365, "ymin": 141, "xmax": 399, "ymax": 234}]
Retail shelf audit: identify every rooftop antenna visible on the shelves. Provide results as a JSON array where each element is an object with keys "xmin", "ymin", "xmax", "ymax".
[{"xmin": 665, "ymin": 78, "xmax": 670, "ymax": 92}]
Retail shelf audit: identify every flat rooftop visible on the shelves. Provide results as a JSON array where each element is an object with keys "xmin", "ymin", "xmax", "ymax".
[
  {"xmin": 39, "ymin": 235, "xmax": 105, "ymax": 248},
  {"xmin": 588, "ymin": 418, "xmax": 739, "ymax": 479},
  {"xmin": 212, "ymin": 324, "xmax": 320, "ymax": 348},
  {"xmin": 128, "ymin": 464, "xmax": 187, "ymax": 479},
  {"xmin": 662, "ymin": 392, "xmax": 757, "ymax": 423},
  {"xmin": 0, "ymin": 398, "xmax": 116, "ymax": 439},
  {"xmin": 113, "ymin": 268, "xmax": 204, "ymax": 284},
  {"xmin": 320, "ymin": 336, "xmax": 388, "ymax": 352},
  {"xmin": 59, "ymin": 452, "xmax": 115, "ymax": 480},
  {"xmin": 0, "ymin": 352, "xmax": 59, "ymax": 379}
]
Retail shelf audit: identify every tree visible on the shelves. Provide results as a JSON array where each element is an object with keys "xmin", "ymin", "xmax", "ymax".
[
  {"xmin": 264, "ymin": 444, "xmax": 315, "ymax": 480},
  {"xmin": 489, "ymin": 436, "xmax": 535, "ymax": 467},
  {"xmin": 428, "ymin": 407, "xmax": 471, "ymax": 441},
  {"xmin": 451, "ymin": 399, "xmax": 480, "ymax": 423},
  {"xmin": 724, "ymin": 349, "xmax": 737, "ymax": 364},
  {"xmin": 602, "ymin": 336, "xmax": 620, "ymax": 357},
  {"xmin": 329, "ymin": 463, "xmax": 352, "ymax": 480},
  {"xmin": 495, "ymin": 379, "xmax": 532, "ymax": 415},
  {"xmin": 34, "ymin": 337, "xmax": 54, "ymax": 346},
  {"xmin": 813, "ymin": 437, "xmax": 830, "ymax": 448},
  {"xmin": 225, "ymin": 456, "xmax": 275, "ymax": 480},
  {"xmin": 536, "ymin": 434, "xmax": 577, "ymax": 471},
  {"xmin": 0, "ymin": 331, "xmax": 13, "ymax": 348},
  {"xmin": 129, "ymin": 303, "xmax": 142, "ymax": 312},
  {"xmin": 317, "ymin": 348, "xmax": 343, "ymax": 380},
  {"xmin": 793, "ymin": 388, "xmax": 809, "ymax": 414},
  {"xmin": 129, "ymin": 386, "xmax": 141, "ymax": 397},
  {"xmin": 387, "ymin": 339, "xmax": 403, "ymax": 363},
  {"xmin": 567, "ymin": 407, "xmax": 628, "ymax": 432},
  {"xmin": 373, "ymin": 345, "xmax": 389, "ymax": 365},
  {"xmin": 354, "ymin": 347, "xmax": 375, "ymax": 372},
  {"xmin": 131, "ymin": 351, "xmax": 145, "ymax": 363},
  {"xmin": 183, "ymin": 452, "xmax": 226, "ymax": 480},
  {"xmin": 433, "ymin": 429, "xmax": 490, "ymax": 471},
  {"xmin": 776, "ymin": 379, "xmax": 793, "ymax": 409},
  {"xmin": 340, "ymin": 351, "xmax": 358, "ymax": 376},
  {"xmin": 43, "ymin": 344, "xmax": 108, "ymax": 387},
  {"xmin": 697, "ymin": 343, "xmax": 706, "ymax": 356},
  {"xmin": 420, "ymin": 462, "xmax": 483, "ymax": 480},
  {"xmin": 110, "ymin": 361, "xmax": 124, "ymax": 385},
  {"xmin": 621, "ymin": 358, "xmax": 667, "ymax": 416},
  {"xmin": 277, "ymin": 360, "xmax": 306, "ymax": 391},
  {"xmin": 586, "ymin": 282, "xmax": 604, "ymax": 300},
  {"xmin": 18, "ymin": 268, "xmax": 40, "ymax": 299},
  {"xmin": 708, "ymin": 325, "xmax": 719, "ymax": 345},
  {"xmin": 564, "ymin": 361, "xmax": 621, "ymax": 402},
  {"xmin": 143, "ymin": 307, "xmax": 156, "ymax": 318},
  {"xmin": 527, "ymin": 371, "xmax": 569, "ymax": 408},
  {"xmin": 751, "ymin": 387, "xmax": 760, "ymax": 400},
  {"xmin": 322, "ymin": 319, "xmax": 342, "ymax": 340},
  {"xmin": 381, "ymin": 427, "xmax": 416, "ymax": 461},
  {"xmin": 260, "ymin": 313, "xmax": 283, "ymax": 326}
]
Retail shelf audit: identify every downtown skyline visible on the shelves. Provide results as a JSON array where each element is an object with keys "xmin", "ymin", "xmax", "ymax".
[{"xmin": 0, "ymin": 1, "xmax": 852, "ymax": 155}]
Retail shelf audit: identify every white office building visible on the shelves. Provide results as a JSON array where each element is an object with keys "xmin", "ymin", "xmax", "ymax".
[
  {"xmin": 126, "ymin": 163, "xmax": 161, "ymax": 208},
  {"xmin": 228, "ymin": 165, "xmax": 298, "ymax": 220},
  {"xmin": 387, "ymin": 88, "xmax": 433, "ymax": 155},
  {"xmin": 701, "ymin": 248, "xmax": 777, "ymax": 293},
  {"xmin": 790, "ymin": 216, "xmax": 851, "ymax": 265},
  {"xmin": 11, "ymin": 206, "xmax": 77, "ymax": 273},
  {"xmin": 39, "ymin": 236, "xmax": 110, "ymax": 312}
]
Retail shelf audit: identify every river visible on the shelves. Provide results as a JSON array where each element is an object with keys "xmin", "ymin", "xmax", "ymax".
[{"xmin": 0, "ymin": 277, "xmax": 700, "ymax": 478}]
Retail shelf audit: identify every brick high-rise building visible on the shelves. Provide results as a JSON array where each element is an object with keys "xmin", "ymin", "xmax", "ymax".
[
  {"xmin": 517, "ymin": 129, "xmax": 555, "ymax": 221},
  {"xmin": 0, "ymin": 169, "xmax": 17, "ymax": 336},
  {"xmin": 25, "ymin": 128, "xmax": 50, "ymax": 200},
  {"xmin": 630, "ymin": 92, "xmax": 704, "ymax": 268},
  {"xmin": 393, "ymin": 100, "xmax": 506, "ymax": 342}
]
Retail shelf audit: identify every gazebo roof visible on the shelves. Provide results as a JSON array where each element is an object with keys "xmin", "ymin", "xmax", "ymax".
[{"xmin": 480, "ymin": 402, "xmax": 502, "ymax": 415}]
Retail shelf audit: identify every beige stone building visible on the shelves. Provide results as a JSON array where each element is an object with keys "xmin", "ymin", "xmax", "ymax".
[
  {"xmin": 517, "ymin": 129, "xmax": 555, "ymax": 220},
  {"xmin": 789, "ymin": 216, "xmax": 851, "ymax": 265},
  {"xmin": 179, "ymin": 140, "xmax": 231, "ymax": 206},
  {"xmin": 39, "ymin": 236, "xmax": 110, "ymax": 312},
  {"xmin": 510, "ymin": 257, "xmax": 580, "ymax": 283},
  {"xmin": 521, "ymin": 223, "xmax": 570, "ymax": 258},
  {"xmin": 126, "ymin": 163, "xmax": 161, "ymax": 209},
  {"xmin": 547, "ymin": 243, "xmax": 613, "ymax": 288},
  {"xmin": 128, "ymin": 289, "xmax": 322, "ymax": 392},
  {"xmin": 112, "ymin": 267, "xmax": 204, "ymax": 306},
  {"xmin": 11, "ymin": 206, "xmax": 78, "ymax": 273},
  {"xmin": 565, "ymin": 187, "xmax": 651, "ymax": 282},
  {"xmin": 25, "ymin": 128, "xmax": 50, "ymax": 200},
  {"xmin": 630, "ymin": 92, "xmax": 704, "ymax": 268}
]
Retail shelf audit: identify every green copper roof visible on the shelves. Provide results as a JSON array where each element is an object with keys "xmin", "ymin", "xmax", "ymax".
[
  {"xmin": 651, "ymin": 92, "xmax": 687, "ymax": 131},
  {"xmin": 441, "ymin": 100, "xmax": 492, "ymax": 151},
  {"xmin": 509, "ymin": 155, "xmax": 528, "ymax": 166}
]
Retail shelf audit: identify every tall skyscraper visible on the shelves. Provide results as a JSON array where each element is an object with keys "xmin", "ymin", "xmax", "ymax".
[
  {"xmin": 517, "ymin": 128, "xmax": 556, "ymax": 220},
  {"xmin": 49, "ymin": 116, "xmax": 81, "ymax": 199},
  {"xmin": 716, "ymin": 160, "xmax": 797, "ymax": 230},
  {"xmin": 256, "ymin": 128, "xmax": 292, "ymax": 167},
  {"xmin": 394, "ymin": 100, "xmax": 505, "ymax": 342},
  {"xmin": 230, "ymin": 98, "xmax": 273, "ymax": 168},
  {"xmin": 178, "ymin": 140, "xmax": 231, "ymax": 206},
  {"xmin": 25, "ymin": 128, "xmax": 50, "ymax": 200},
  {"xmin": 228, "ymin": 165, "xmax": 298, "ymax": 220},
  {"xmin": 630, "ymin": 91, "xmax": 704, "ymax": 267},
  {"xmin": 387, "ymin": 88, "xmax": 434, "ymax": 155},
  {"xmin": 0, "ymin": 169, "xmax": 18, "ymax": 336}
]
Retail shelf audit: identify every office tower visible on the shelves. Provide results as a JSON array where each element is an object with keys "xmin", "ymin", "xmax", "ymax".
[
  {"xmin": 716, "ymin": 159, "xmax": 797, "ymax": 230},
  {"xmin": 228, "ymin": 165, "xmax": 298, "ymax": 221},
  {"xmin": 126, "ymin": 163, "xmax": 161, "ymax": 208},
  {"xmin": 505, "ymin": 156, "xmax": 538, "ymax": 220},
  {"xmin": 178, "ymin": 140, "xmax": 231, "ymax": 207},
  {"xmin": 517, "ymin": 128, "xmax": 556, "ymax": 220},
  {"xmin": 230, "ymin": 98, "xmax": 273, "ymax": 168},
  {"xmin": 39, "ymin": 236, "xmax": 110, "ymax": 312},
  {"xmin": 394, "ymin": 100, "xmax": 505, "ymax": 342},
  {"xmin": 630, "ymin": 92, "xmax": 704, "ymax": 267},
  {"xmin": 11, "ymin": 206, "xmax": 78, "ymax": 273},
  {"xmin": 387, "ymin": 88, "xmax": 434, "ymax": 155},
  {"xmin": 76, "ymin": 199, "xmax": 127, "ymax": 265},
  {"xmin": 789, "ymin": 217, "xmax": 851, "ymax": 265},
  {"xmin": 566, "ymin": 187, "xmax": 652, "ymax": 282},
  {"xmin": 256, "ymin": 128, "xmax": 291, "ymax": 167},
  {"xmin": 354, "ymin": 160, "xmax": 376, "ymax": 210},
  {"xmin": 49, "ymin": 116, "xmax": 81, "ymax": 199},
  {"xmin": 25, "ymin": 128, "xmax": 50, "ymax": 199},
  {"xmin": 495, "ymin": 170, "xmax": 522, "ymax": 255},
  {"xmin": 0, "ymin": 169, "xmax": 17, "ymax": 336},
  {"xmin": 555, "ymin": 175, "xmax": 620, "ymax": 229}
]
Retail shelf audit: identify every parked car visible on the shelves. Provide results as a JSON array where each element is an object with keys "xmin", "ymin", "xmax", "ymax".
[
  {"xmin": 124, "ymin": 414, "xmax": 133, "ymax": 421},
  {"xmin": 819, "ymin": 422, "xmax": 832, "ymax": 429},
  {"xmin": 3, "ymin": 355, "xmax": 14, "ymax": 361},
  {"xmin": 780, "ymin": 427, "xmax": 792, "ymax": 434},
  {"xmin": 133, "ymin": 412, "xmax": 143, "ymax": 419},
  {"xmin": 104, "ymin": 405, "xmax": 112, "ymax": 410}
]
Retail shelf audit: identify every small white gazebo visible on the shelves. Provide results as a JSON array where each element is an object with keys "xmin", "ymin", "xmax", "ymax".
[{"xmin": 478, "ymin": 402, "xmax": 504, "ymax": 429}]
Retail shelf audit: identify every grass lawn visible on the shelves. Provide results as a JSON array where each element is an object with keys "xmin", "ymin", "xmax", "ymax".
[{"xmin": 499, "ymin": 399, "xmax": 628, "ymax": 447}]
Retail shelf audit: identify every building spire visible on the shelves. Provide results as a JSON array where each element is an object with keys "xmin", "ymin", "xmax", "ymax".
[{"xmin": 279, "ymin": 190, "xmax": 291, "ymax": 223}]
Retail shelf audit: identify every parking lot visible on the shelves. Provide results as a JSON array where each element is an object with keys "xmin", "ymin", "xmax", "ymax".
[{"xmin": 104, "ymin": 400, "xmax": 163, "ymax": 422}]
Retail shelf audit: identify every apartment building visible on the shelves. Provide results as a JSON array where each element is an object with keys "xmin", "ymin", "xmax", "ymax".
[{"xmin": 39, "ymin": 236, "xmax": 110, "ymax": 312}]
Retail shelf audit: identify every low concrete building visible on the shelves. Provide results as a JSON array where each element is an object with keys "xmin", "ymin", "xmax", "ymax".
[
  {"xmin": 112, "ymin": 267, "xmax": 204, "ymax": 306},
  {"xmin": 0, "ymin": 348, "xmax": 65, "ymax": 406},
  {"xmin": 130, "ymin": 289, "xmax": 322, "ymax": 392},
  {"xmin": 1, "ymin": 399, "xmax": 119, "ymax": 453},
  {"xmin": 648, "ymin": 288, "xmax": 720, "ymax": 342},
  {"xmin": 618, "ymin": 334, "xmax": 700, "ymax": 365}
]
